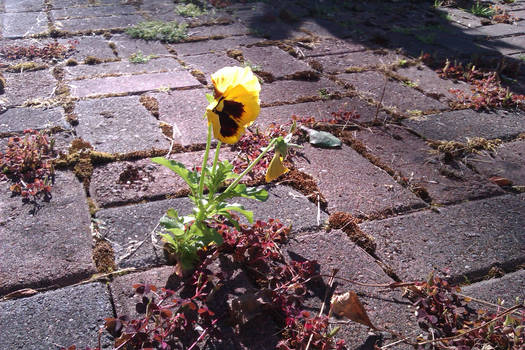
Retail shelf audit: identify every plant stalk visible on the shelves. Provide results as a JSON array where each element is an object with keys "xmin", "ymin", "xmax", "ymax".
[
  {"xmin": 220, "ymin": 137, "xmax": 278, "ymax": 198},
  {"xmin": 198, "ymin": 123, "xmax": 213, "ymax": 200}
]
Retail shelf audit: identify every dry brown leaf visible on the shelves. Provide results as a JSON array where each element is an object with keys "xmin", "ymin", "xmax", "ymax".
[
  {"xmin": 3, "ymin": 288, "xmax": 38, "ymax": 300},
  {"xmin": 489, "ymin": 176, "xmax": 513, "ymax": 187},
  {"xmin": 330, "ymin": 291, "xmax": 376, "ymax": 329}
]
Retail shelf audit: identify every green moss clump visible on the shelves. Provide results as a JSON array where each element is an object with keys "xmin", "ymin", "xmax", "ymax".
[
  {"xmin": 6, "ymin": 62, "xmax": 48, "ymax": 73},
  {"xmin": 126, "ymin": 21, "xmax": 188, "ymax": 43},
  {"xmin": 0, "ymin": 73, "xmax": 6, "ymax": 94}
]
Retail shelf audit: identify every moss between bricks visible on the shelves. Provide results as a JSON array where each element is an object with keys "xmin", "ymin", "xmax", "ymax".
[
  {"xmin": 139, "ymin": 95, "xmax": 160, "ymax": 118},
  {"xmin": 6, "ymin": 62, "xmax": 48, "ymax": 73},
  {"xmin": 0, "ymin": 73, "xmax": 5, "ymax": 94},
  {"xmin": 280, "ymin": 169, "xmax": 327, "ymax": 209},
  {"xmin": 92, "ymin": 239, "xmax": 116, "ymax": 273},
  {"xmin": 328, "ymin": 211, "xmax": 376, "ymax": 254}
]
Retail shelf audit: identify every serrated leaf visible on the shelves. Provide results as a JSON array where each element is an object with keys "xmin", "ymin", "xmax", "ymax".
[
  {"xmin": 151, "ymin": 157, "xmax": 199, "ymax": 191},
  {"xmin": 308, "ymin": 129, "xmax": 341, "ymax": 148},
  {"xmin": 223, "ymin": 184, "xmax": 268, "ymax": 201},
  {"xmin": 220, "ymin": 203, "xmax": 254, "ymax": 223}
]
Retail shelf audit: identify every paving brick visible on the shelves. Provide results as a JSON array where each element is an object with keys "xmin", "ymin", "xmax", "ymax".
[
  {"xmin": 294, "ymin": 143, "xmax": 427, "ymax": 217},
  {"xmin": 64, "ymin": 57, "xmax": 182, "ymax": 80},
  {"xmin": 242, "ymin": 45, "xmax": 313, "ymax": 79},
  {"xmin": 284, "ymin": 229, "xmax": 420, "ymax": 348},
  {"xmin": 394, "ymin": 64, "xmax": 472, "ymax": 102},
  {"xmin": 169, "ymin": 35, "xmax": 259, "ymax": 57},
  {"xmin": 360, "ymin": 194, "xmax": 525, "ymax": 281},
  {"xmin": 403, "ymin": 109, "xmax": 525, "ymax": 141},
  {"xmin": 462, "ymin": 270, "xmax": 525, "ymax": 306},
  {"xmin": 69, "ymin": 70, "xmax": 200, "ymax": 97},
  {"xmin": 50, "ymin": 4, "xmax": 137, "ymax": 20},
  {"xmin": 439, "ymin": 7, "xmax": 484, "ymax": 29},
  {"xmin": 352, "ymin": 126, "xmax": 504, "ymax": 205},
  {"xmin": 468, "ymin": 139, "xmax": 525, "ymax": 186},
  {"xmin": 0, "ymin": 283, "xmax": 113, "ymax": 350},
  {"xmin": 186, "ymin": 22, "xmax": 250, "ymax": 38},
  {"xmin": 74, "ymin": 95, "xmax": 170, "ymax": 154},
  {"xmin": 52, "ymin": 0, "xmax": 120, "ymax": 8},
  {"xmin": 108, "ymin": 33, "xmax": 170, "ymax": 58},
  {"xmin": 56, "ymin": 14, "xmax": 145, "ymax": 33},
  {"xmin": 256, "ymin": 96, "xmax": 390, "ymax": 129},
  {"xmin": 146, "ymin": 89, "xmax": 214, "ymax": 146},
  {"xmin": 96, "ymin": 198, "xmax": 192, "ymax": 269},
  {"xmin": 0, "ymin": 107, "xmax": 66, "ymax": 134},
  {"xmin": 482, "ymin": 35, "xmax": 525, "ymax": 55},
  {"xmin": 1, "ymin": 11, "xmax": 48, "ymax": 38},
  {"xmin": 1, "ymin": 69, "xmax": 57, "ymax": 107},
  {"xmin": 58, "ymin": 35, "xmax": 116, "ymax": 61},
  {"xmin": 468, "ymin": 22, "xmax": 525, "ymax": 38},
  {"xmin": 300, "ymin": 37, "xmax": 366, "ymax": 58},
  {"xmin": 4, "ymin": 0, "xmax": 44, "ymax": 13},
  {"xmin": 96, "ymin": 185, "xmax": 326, "ymax": 268},
  {"xmin": 90, "ymin": 149, "xmax": 234, "ymax": 207},
  {"xmin": 0, "ymin": 171, "xmax": 95, "ymax": 296},
  {"xmin": 110, "ymin": 263, "xmax": 280, "ymax": 349},
  {"xmin": 260, "ymin": 78, "xmax": 344, "ymax": 106},
  {"xmin": 309, "ymin": 49, "xmax": 405, "ymax": 74},
  {"xmin": 339, "ymin": 71, "xmax": 447, "ymax": 115},
  {"xmin": 180, "ymin": 52, "xmax": 241, "ymax": 79},
  {"xmin": 298, "ymin": 18, "xmax": 354, "ymax": 39}
]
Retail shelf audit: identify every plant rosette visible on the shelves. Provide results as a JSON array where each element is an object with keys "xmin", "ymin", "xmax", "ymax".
[{"xmin": 152, "ymin": 66, "xmax": 296, "ymax": 274}]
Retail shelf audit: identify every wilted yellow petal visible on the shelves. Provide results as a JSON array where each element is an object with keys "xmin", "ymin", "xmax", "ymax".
[{"xmin": 265, "ymin": 151, "xmax": 289, "ymax": 183}]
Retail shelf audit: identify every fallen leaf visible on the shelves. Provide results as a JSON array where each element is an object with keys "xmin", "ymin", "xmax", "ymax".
[
  {"xmin": 330, "ymin": 291, "xmax": 376, "ymax": 329},
  {"xmin": 3, "ymin": 288, "xmax": 38, "ymax": 300},
  {"xmin": 489, "ymin": 176, "xmax": 512, "ymax": 187}
]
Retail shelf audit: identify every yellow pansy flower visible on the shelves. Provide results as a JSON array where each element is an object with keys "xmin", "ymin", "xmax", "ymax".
[{"xmin": 206, "ymin": 66, "xmax": 261, "ymax": 144}]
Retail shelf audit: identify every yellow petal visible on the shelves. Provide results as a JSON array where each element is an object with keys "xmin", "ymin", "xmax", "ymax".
[
  {"xmin": 211, "ymin": 66, "xmax": 260, "ymax": 99},
  {"xmin": 221, "ymin": 84, "xmax": 260, "ymax": 126},
  {"xmin": 265, "ymin": 152, "xmax": 289, "ymax": 183}
]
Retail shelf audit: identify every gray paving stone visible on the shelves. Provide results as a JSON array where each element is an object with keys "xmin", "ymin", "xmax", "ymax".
[
  {"xmin": 1, "ymin": 69, "xmax": 57, "ymax": 107},
  {"xmin": 0, "ymin": 107, "xmax": 67, "ymax": 134},
  {"xmin": 97, "ymin": 185, "xmax": 325, "ymax": 268},
  {"xmin": 300, "ymin": 37, "xmax": 366, "ymax": 58},
  {"xmin": 4, "ymin": 0, "xmax": 44, "ymax": 13},
  {"xmin": 96, "ymin": 197, "xmax": 192, "ymax": 269},
  {"xmin": 108, "ymin": 33, "xmax": 170, "ymax": 58},
  {"xmin": 69, "ymin": 70, "xmax": 200, "ymax": 97},
  {"xmin": 462, "ymin": 269, "xmax": 525, "ymax": 306},
  {"xmin": 52, "ymin": 0, "xmax": 120, "ymax": 8},
  {"xmin": 284, "ymin": 229, "xmax": 420, "ymax": 348},
  {"xmin": 309, "ymin": 49, "xmax": 405, "ymax": 74},
  {"xmin": 180, "ymin": 52, "xmax": 242, "ymax": 79},
  {"xmin": 169, "ymin": 35, "xmax": 259, "ymax": 57},
  {"xmin": 58, "ymin": 35, "xmax": 116, "ymax": 61},
  {"xmin": 352, "ymin": 127, "xmax": 504, "ymax": 205},
  {"xmin": 294, "ymin": 144, "xmax": 427, "ymax": 217},
  {"xmin": 439, "ymin": 7, "xmax": 484, "ymax": 29},
  {"xmin": 0, "ymin": 282, "xmax": 113, "ymax": 350},
  {"xmin": 90, "ymin": 149, "xmax": 234, "ymax": 207},
  {"xmin": 74, "ymin": 95, "xmax": 170, "ymax": 154},
  {"xmin": 256, "ymin": 96, "xmax": 390, "ymax": 129},
  {"xmin": 186, "ymin": 22, "xmax": 250, "ymax": 39},
  {"xmin": 51, "ymin": 4, "xmax": 137, "ymax": 20},
  {"xmin": 1, "ymin": 11, "xmax": 48, "ymax": 38},
  {"xmin": 242, "ymin": 45, "xmax": 313, "ymax": 78},
  {"xmin": 360, "ymin": 194, "xmax": 525, "ymax": 281},
  {"xmin": 339, "ymin": 71, "xmax": 447, "ymax": 115},
  {"xmin": 468, "ymin": 23, "xmax": 525, "ymax": 38},
  {"xmin": 468, "ymin": 139, "xmax": 525, "ymax": 186},
  {"xmin": 146, "ymin": 89, "xmax": 211, "ymax": 146},
  {"xmin": 260, "ymin": 78, "xmax": 344, "ymax": 106},
  {"xmin": 394, "ymin": 64, "xmax": 472, "ymax": 102},
  {"xmin": 0, "ymin": 171, "xmax": 95, "ymax": 295},
  {"xmin": 404, "ymin": 109, "xmax": 525, "ymax": 141},
  {"xmin": 64, "ymin": 57, "xmax": 183, "ymax": 80},
  {"xmin": 56, "ymin": 14, "xmax": 144, "ymax": 33},
  {"xmin": 482, "ymin": 35, "xmax": 525, "ymax": 55}
]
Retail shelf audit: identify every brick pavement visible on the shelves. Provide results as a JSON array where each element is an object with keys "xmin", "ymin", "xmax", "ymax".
[{"xmin": 1, "ymin": 0, "xmax": 524, "ymax": 349}]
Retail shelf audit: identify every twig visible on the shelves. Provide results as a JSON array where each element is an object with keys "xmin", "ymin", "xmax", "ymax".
[
  {"xmin": 456, "ymin": 292, "xmax": 522, "ymax": 314},
  {"xmin": 380, "ymin": 336, "xmax": 412, "ymax": 349},
  {"xmin": 417, "ymin": 303, "xmax": 524, "ymax": 346},
  {"xmin": 305, "ymin": 269, "xmax": 338, "ymax": 350}
]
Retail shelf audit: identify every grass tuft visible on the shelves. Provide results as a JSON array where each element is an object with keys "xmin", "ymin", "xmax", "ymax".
[{"xmin": 126, "ymin": 21, "xmax": 188, "ymax": 43}]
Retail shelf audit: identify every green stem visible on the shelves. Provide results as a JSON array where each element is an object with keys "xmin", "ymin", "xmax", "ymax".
[
  {"xmin": 198, "ymin": 123, "xmax": 213, "ymax": 200},
  {"xmin": 208, "ymin": 141, "xmax": 222, "ymax": 200},
  {"xmin": 221, "ymin": 138, "xmax": 277, "ymax": 198}
]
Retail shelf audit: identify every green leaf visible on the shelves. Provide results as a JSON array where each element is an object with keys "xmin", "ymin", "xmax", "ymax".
[
  {"xmin": 166, "ymin": 208, "xmax": 179, "ymax": 219},
  {"xmin": 151, "ymin": 157, "xmax": 199, "ymax": 191},
  {"xmin": 223, "ymin": 184, "xmax": 268, "ymax": 201},
  {"xmin": 206, "ymin": 93, "xmax": 214, "ymax": 104},
  {"xmin": 205, "ymin": 160, "xmax": 237, "ymax": 195},
  {"xmin": 307, "ymin": 129, "xmax": 341, "ymax": 148},
  {"xmin": 218, "ymin": 203, "xmax": 254, "ymax": 224}
]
